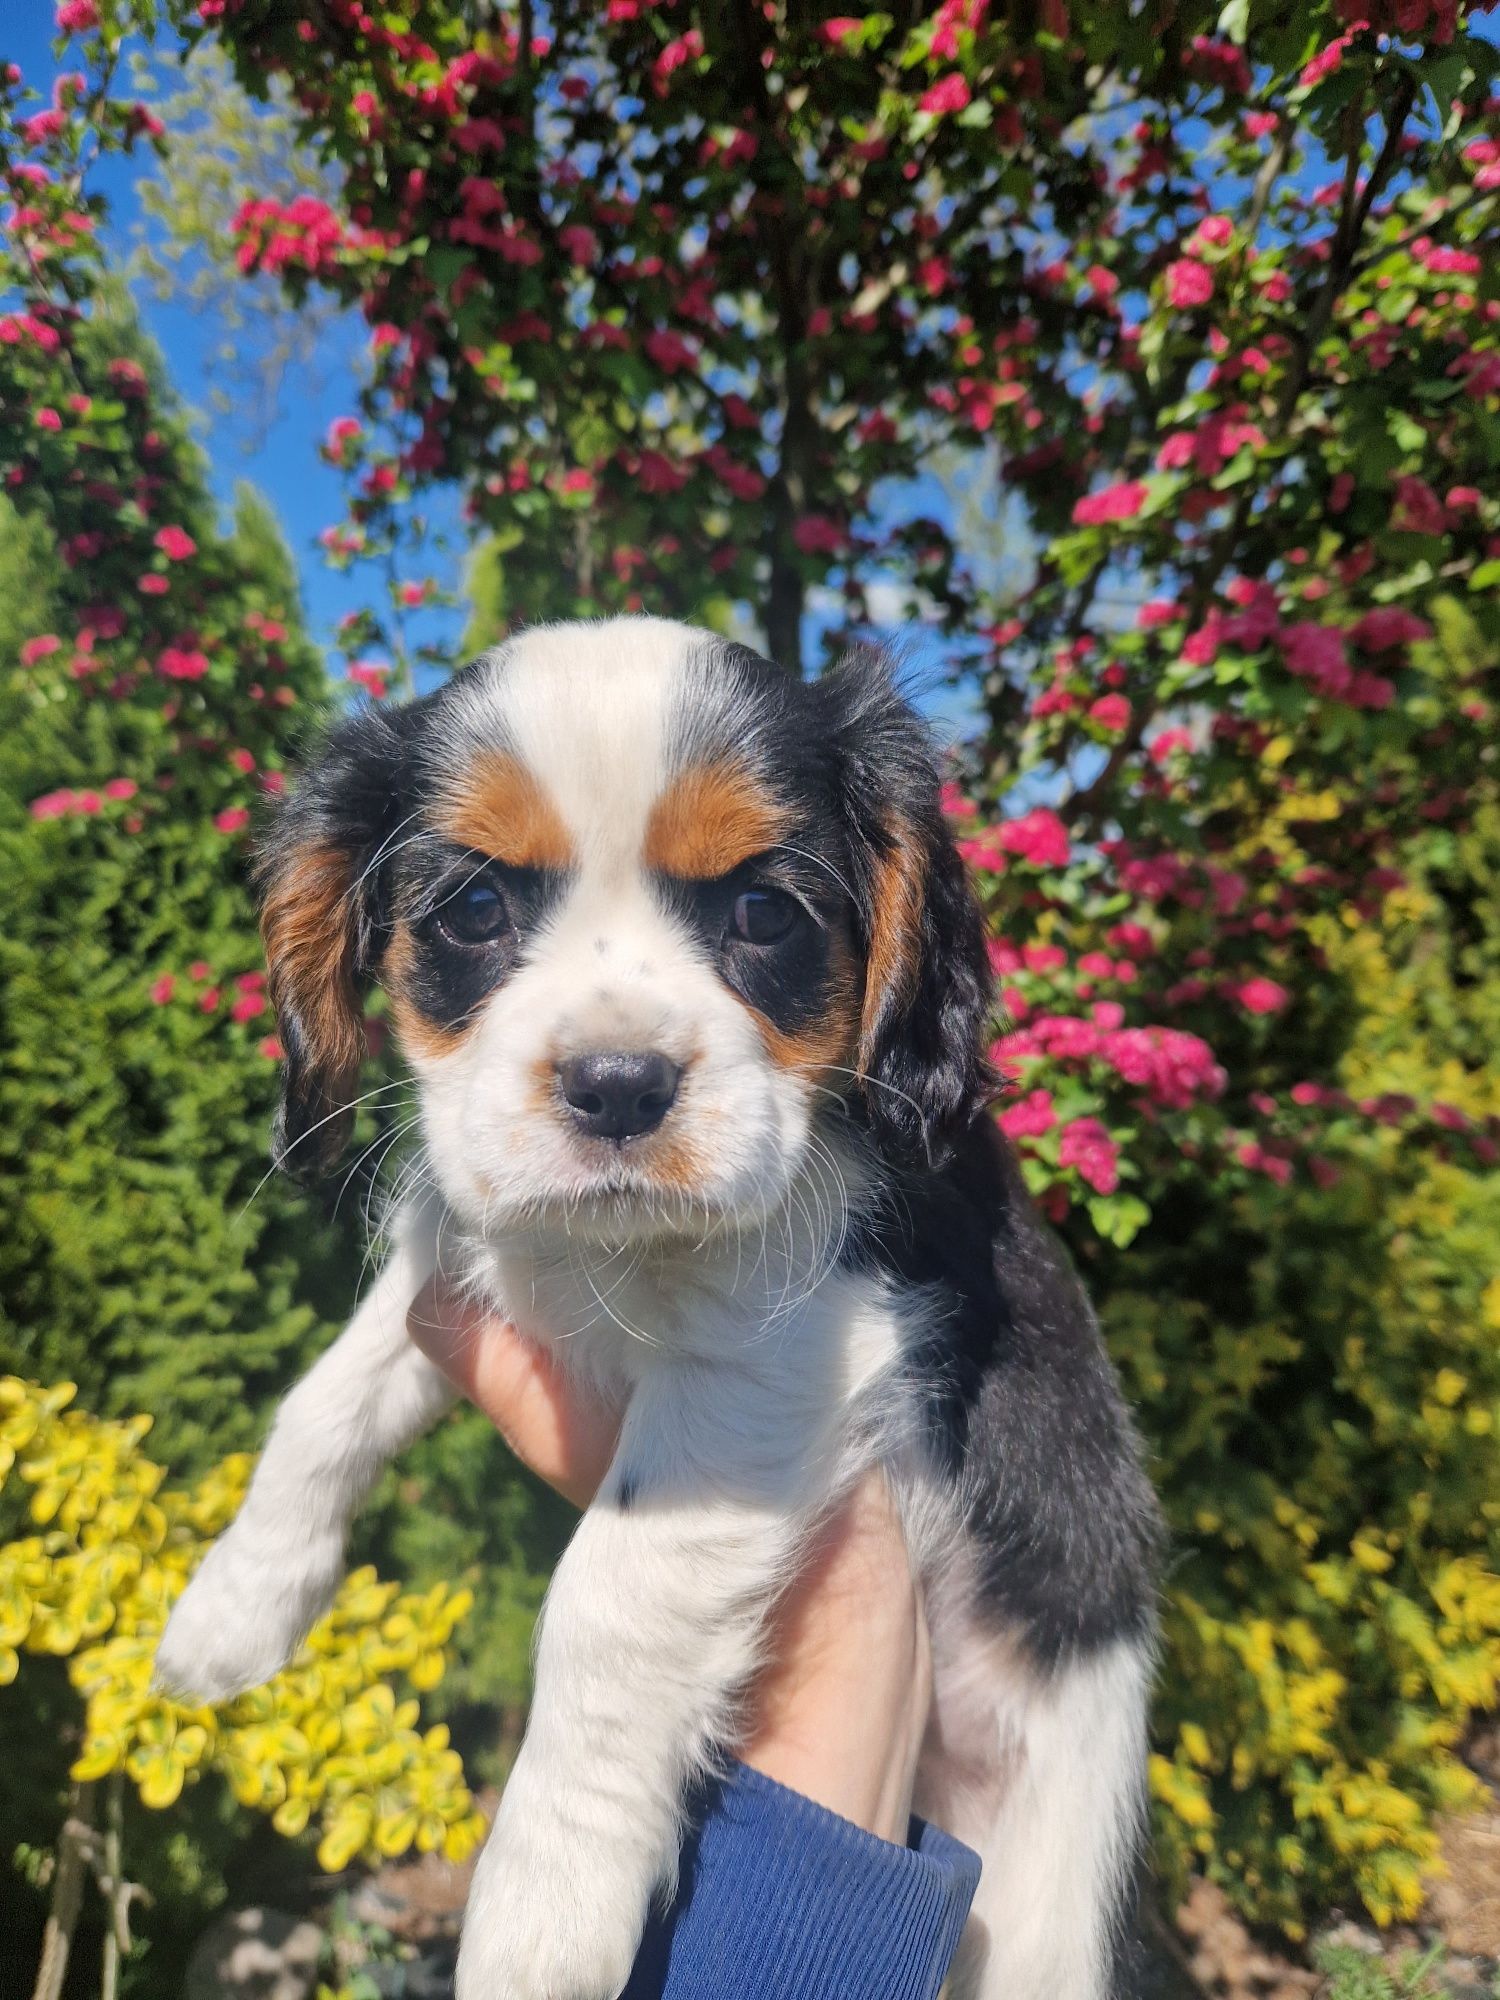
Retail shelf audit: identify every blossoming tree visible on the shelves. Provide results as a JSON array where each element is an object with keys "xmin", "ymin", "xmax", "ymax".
[{"xmin": 6, "ymin": 0, "xmax": 1500, "ymax": 1946}]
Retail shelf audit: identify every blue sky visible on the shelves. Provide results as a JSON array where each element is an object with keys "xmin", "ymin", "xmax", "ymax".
[{"xmin": 10, "ymin": 11, "xmax": 472, "ymax": 676}]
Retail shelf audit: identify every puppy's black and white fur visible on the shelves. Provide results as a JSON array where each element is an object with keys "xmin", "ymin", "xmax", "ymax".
[{"xmin": 157, "ymin": 618, "xmax": 1161, "ymax": 2000}]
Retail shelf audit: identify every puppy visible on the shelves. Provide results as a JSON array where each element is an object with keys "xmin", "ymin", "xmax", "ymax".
[{"xmin": 157, "ymin": 617, "xmax": 1161, "ymax": 2000}]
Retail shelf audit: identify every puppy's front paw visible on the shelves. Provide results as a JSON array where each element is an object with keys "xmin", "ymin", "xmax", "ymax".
[
  {"xmin": 457, "ymin": 1794, "xmax": 653, "ymax": 2000},
  {"xmin": 154, "ymin": 1531, "xmax": 343, "ymax": 1704}
]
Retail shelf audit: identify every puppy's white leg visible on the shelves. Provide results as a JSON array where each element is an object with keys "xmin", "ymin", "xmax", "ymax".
[
  {"xmin": 918, "ymin": 1628, "xmax": 1153, "ymax": 2000},
  {"xmin": 456, "ymin": 1357, "xmax": 836, "ymax": 2000},
  {"xmin": 156, "ymin": 1213, "xmax": 454, "ymax": 1702}
]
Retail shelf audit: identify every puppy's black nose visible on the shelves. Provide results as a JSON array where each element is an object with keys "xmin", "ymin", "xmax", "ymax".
[{"xmin": 556, "ymin": 1051, "xmax": 681, "ymax": 1140}]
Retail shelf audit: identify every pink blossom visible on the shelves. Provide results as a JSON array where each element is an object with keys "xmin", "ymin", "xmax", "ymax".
[
  {"xmin": 559, "ymin": 224, "xmax": 601, "ymax": 266},
  {"xmin": 1022, "ymin": 943, "xmax": 1068, "ymax": 973},
  {"xmin": 644, "ymin": 328, "xmax": 699, "ymax": 374},
  {"xmin": 1279, "ymin": 621, "xmax": 1352, "ymax": 698},
  {"xmin": 1149, "ymin": 727, "xmax": 1194, "ymax": 764},
  {"xmin": 818, "ymin": 15, "xmax": 863, "ymax": 43},
  {"xmin": 792, "ymin": 514, "xmax": 846, "ymax": 555},
  {"xmin": 1300, "ymin": 28, "xmax": 1359, "ymax": 89},
  {"xmin": 35, "ymin": 407, "xmax": 63, "ymax": 432},
  {"xmin": 1237, "ymin": 1141, "xmax": 1293, "ymax": 1185},
  {"xmin": 998, "ymin": 808, "xmax": 1071, "ymax": 870},
  {"xmin": 1058, "ymin": 1117, "xmax": 1121, "ymax": 1195},
  {"xmin": 1100, "ymin": 1026, "xmax": 1225, "ymax": 1108},
  {"xmin": 139, "ymin": 574, "xmax": 170, "ymax": 596},
  {"xmin": 1348, "ymin": 607, "xmax": 1431, "ymax": 651},
  {"xmin": 919, "ymin": 73, "xmax": 971, "ymax": 117},
  {"xmin": 157, "ymin": 645, "xmax": 210, "ymax": 680},
  {"xmin": 1089, "ymin": 693, "xmax": 1131, "ymax": 733},
  {"xmin": 214, "ymin": 807, "xmax": 251, "ymax": 834},
  {"xmin": 1186, "ymin": 36, "xmax": 1252, "ymax": 94},
  {"xmin": 1391, "ymin": 475, "xmax": 1446, "ymax": 536},
  {"xmin": 230, "ymin": 994, "xmax": 265, "ymax": 1023},
  {"xmin": 1138, "ymin": 599, "xmax": 1179, "ymax": 629},
  {"xmin": 56, "ymin": 0, "xmax": 100, "ymax": 30},
  {"xmin": 154, "ymin": 525, "xmax": 197, "ymax": 560},
  {"xmin": 103, "ymin": 778, "xmax": 137, "ymax": 801},
  {"xmin": 20, "ymin": 634, "xmax": 62, "ymax": 666},
  {"xmin": 1165, "ymin": 258, "xmax": 1213, "ymax": 309},
  {"xmin": 1073, "ymin": 480, "xmax": 1149, "ymax": 526},
  {"xmin": 1235, "ymin": 976, "xmax": 1290, "ymax": 1015},
  {"xmin": 150, "ymin": 974, "xmax": 176, "ymax": 1004},
  {"xmin": 999, "ymin": 1088, "xmax": 1057, "ymax": 1140},
  {"xmin": 348, "ymin": 660, "xmax": 390, "ymax": 698}
]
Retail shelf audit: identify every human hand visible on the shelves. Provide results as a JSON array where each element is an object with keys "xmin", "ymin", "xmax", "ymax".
[{"xmin": 407, "ymin": 1276, "xmax": 932, "ymax": 1845}]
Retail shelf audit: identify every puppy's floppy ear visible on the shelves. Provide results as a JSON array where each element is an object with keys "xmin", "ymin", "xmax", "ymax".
[
  {"xmin": 820, "ymin": 647, "xmax": 994, "ymax": 1167},
  {"xmin": 256, "ymin": 707, "xmax": 412, "ymax": 1182}
]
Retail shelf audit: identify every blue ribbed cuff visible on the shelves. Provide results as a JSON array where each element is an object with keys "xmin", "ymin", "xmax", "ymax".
[{"xmin": 623, "ymin": 1762, "xmax": 981, "ymax": 2000}]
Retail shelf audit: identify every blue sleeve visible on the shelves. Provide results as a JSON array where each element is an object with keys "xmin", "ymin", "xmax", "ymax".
[{"xmin": 622, "ymin": 1762, "xmax": 982, "ymax": 2000}]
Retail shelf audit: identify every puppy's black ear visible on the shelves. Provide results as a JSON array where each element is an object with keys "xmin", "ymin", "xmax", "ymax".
[
  {"xmin": 256, "ymin": 707, "xmax": 411, "ymax": 1182},
  {"xmin": 821, "ymin": 648, "xmax": 994, "ymax": 1168}
]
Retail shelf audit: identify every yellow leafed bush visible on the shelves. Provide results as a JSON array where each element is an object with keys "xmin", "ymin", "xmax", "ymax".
[{"xmin": 0, "ymin": 1376, "xmax": 487, "ymax": 1874}]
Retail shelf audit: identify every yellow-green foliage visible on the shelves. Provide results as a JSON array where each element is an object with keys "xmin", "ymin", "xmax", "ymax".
[
  {"xmin": 1119, "ymin": 849, "xmax": 1500, "ymax": 1933},
  {"xmin": 0, "ymin": 1377, "xmax": 487, "ymax": 1875}
]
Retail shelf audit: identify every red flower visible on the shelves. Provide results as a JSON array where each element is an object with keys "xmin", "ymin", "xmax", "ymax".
[
  {"xmin": 1058, "ymin": 1117, "xmax": 1120, "ymax": 1195},
  {"xmin": 1089, "ymin": 693, "xmax": 1131, "ymax": 733},
  {"xmin": 154, "ymin": 525, "xmax": 197, "ymax": 560},
  {"xmin": 999, "ymin": 1089, "xmax": 1057, "ymax": 1139},
  {"xmin": 1165, "ymin": 258, "xmax": 1213, "ymax": 309},
  {"xmin": 35, "ymin": 407, "xmax": 63, "ymax": 431},
  {"xmin": 157, "ymin": 646, "xmax": 210, "ymax": 681},
  {"xmin": 20, "ymin": 634, "xmax": 61, "ymax": 666},
  {"xmin": 919, "ymin": 73, "xmax": 971, "ymax": 117},
  {"xmin": 792, "ymin": 514, "xmax": 846, "ymax": 555},
  {"xmin": 1073, "ymin": 480, "xmax": 1149, "ymax": 526},
  {"xmin": 348, "ymin": 660, "xmax": 391, "ymax": 698},
  {"xmin": 1348, "ymin": 608, "xmax": 1431, "ymax": 651},
  {"xmin": 214, "ymin": 807, "xmax": 251, "ymax": 834},
  {"xmin": 1236, "ymin": 977, "xmax": 1291, "ymax": 1016},
  {"xmin": 150, "ymin": 974, "xmax": 175, "ymax": 1005},
  {"xmin": 998, "ymin": 808, "xmax": 1071, "ymax": 870}
]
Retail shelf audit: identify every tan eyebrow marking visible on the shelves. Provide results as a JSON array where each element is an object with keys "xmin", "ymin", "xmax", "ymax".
[
  {"xmin": 643, "ymin": 761, "xmax": 789, "ymax": 879},
  {"xmin": 438, "ymin": 751, "xmax": 575, "ymax": 869}
]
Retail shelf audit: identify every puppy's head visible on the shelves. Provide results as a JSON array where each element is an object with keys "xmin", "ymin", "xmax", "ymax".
[{"xmin": 259, "ymin": 619, "xmax": 992, "ymax": 1236}]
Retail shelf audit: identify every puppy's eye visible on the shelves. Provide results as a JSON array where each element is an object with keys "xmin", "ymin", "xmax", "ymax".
[
  {"xmin": 436, "ymin": 878, "xmax": 509, "ymax": 946},
  {"xmin": 730, "ymin": 887, "xmax": 798, "ymax": 946}
]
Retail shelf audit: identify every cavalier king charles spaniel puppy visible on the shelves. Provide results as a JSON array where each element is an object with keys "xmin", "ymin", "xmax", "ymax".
[{"xmin": 157, "ymin": 617, "xmax": 1161, "ymax": 2000}]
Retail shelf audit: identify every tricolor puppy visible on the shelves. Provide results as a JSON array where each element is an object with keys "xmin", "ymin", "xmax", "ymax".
[{"xmin": 157, "ymin": 617, "xmax": 1161, "ymax": 2000}]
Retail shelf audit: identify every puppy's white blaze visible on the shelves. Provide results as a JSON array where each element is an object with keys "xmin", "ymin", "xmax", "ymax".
[{"xmin": 452, "ymin": 617, "xmax": 702, "ymax": 870}]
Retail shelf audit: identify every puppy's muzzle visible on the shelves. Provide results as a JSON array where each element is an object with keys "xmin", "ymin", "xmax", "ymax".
[{"xmin": 556, "ymin": 1050, "xmax": 682, "ymax": 1141}]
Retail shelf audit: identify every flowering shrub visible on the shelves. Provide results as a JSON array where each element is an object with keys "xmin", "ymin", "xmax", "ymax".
[
  {"xmin": 6, "ymin": 0, "xmax": 1500, "ymax": 1945},
  {"xmin": 1, "ymin": 1375, "xmax": 484, "ymax": 1880}
]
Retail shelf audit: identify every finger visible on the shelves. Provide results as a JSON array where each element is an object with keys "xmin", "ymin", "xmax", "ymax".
[{"xmin": 407, "ymin": 1276, "xmax": 621, "ymax": 1507}]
